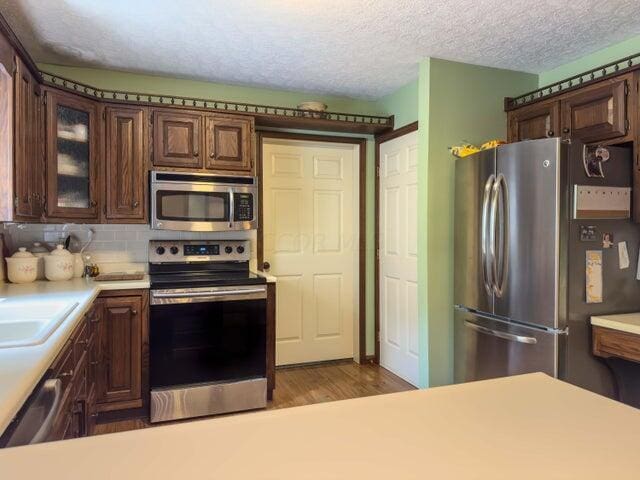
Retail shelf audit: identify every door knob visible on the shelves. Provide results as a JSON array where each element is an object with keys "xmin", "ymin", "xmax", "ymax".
[{"xmin": 262, "ymin": 261, "xmax": 271, "ymax": 271}]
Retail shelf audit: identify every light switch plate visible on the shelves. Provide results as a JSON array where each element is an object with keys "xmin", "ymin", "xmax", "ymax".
[{"xmin": 573, "ymin": 185, "xmax": 631, "ymax": 219}]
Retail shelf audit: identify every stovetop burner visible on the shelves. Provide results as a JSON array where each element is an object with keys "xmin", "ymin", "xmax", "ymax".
[
  {"xmin": 148, "ymin": 239, "xmax": 265, "ymax": 290},
  {"xmin": 150, "ymin": 270, "xmax": 266, "ymax": 289}
]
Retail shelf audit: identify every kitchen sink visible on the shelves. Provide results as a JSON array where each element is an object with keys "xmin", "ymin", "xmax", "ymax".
[{"xmin": 0, "ymin": 301, "xmax": 79, "ymax": 348}]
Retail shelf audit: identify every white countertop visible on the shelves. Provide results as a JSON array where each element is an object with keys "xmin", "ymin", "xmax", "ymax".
[
  {"xmin": 251, "ymin": 269, "xmax": 277, "ymax": 283},
  {"xmin": 0, "ymin": 276, "xmax": 149, "ymax": 435},
  {"xmin": 591, "ymin": 313, "xmax": 640, "ymax": 335},
  {"xmin": 1, "ymin": 373, "xmax": 639, "ymax": 478}
]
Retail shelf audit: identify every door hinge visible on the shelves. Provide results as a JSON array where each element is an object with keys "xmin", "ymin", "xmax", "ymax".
[
  {"xmin": 625, "ymin": 118, "xmax": 630, "ymax": 133},
  {"xmin": 624, "ymin": 82, "xmax": 629, "ymax": 96},
  {"xmin": 43, "ymin": 92, "xmax": 47, "ymax": 105},
  {"xmin": 376, "ymin": 248, "xmax": 380, "ymax": 259},
  {"xmin": 13, "ymin": 197, "xmax": 18, "ymax": 208},
  {"xmin": 102, "ymin": 110, "xmax": 106, "ymax": 120},
  {"xmin": 376, "ymin": 166, "xmax": 380, "ymax": 177}
]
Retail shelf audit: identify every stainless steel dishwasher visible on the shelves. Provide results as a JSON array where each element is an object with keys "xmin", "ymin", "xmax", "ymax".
[{"xmin": 0, "ymin": 371, "xmax": 62, "ymax": 447}]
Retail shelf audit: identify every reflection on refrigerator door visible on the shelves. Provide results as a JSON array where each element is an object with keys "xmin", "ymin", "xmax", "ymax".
[{"xmin": 454, "ymin": 308, "xmax": 561, "ymax": 383}]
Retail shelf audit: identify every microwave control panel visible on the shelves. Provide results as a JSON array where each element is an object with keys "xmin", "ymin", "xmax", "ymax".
[{"xmin": 234, "ymin": 193, "xmax": 254, "ymax": 221}]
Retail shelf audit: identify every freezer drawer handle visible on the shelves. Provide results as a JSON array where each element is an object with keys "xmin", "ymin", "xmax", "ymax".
[{"xmin": 464, "ymin": 320, "xmax": 537, "ymax": 345}]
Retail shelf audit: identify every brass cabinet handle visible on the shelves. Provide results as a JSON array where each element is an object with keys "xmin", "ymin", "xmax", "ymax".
[
  {"xmin": 59, "ymin": 370, "xmax": 74, "ymax": 378},
  {"xmin": 90, "ymin": 200, "xmax": 97, "ymax": 207},
  {"xmin": 209, "ymin": 152, "xmax": 215, "ymax": 158},
  {"xmin": 563, "ymin": 128, "xmax": 570, "ymax": 134},
  {"xmin": 131, "ymin": 309, "xmax": 138, "ymax": 315},
  {"xmin": 133, "ymin": 201, "xmax": 139, "ymax": 208},
  {"xmin": 90, "ymin": 360, "xmax": 99, "ymax": 366}
]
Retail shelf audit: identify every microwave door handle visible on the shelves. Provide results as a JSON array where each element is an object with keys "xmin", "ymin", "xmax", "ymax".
[{"xmin": 229, "ymin": 188, "xmax": 234, "ymax": 228}]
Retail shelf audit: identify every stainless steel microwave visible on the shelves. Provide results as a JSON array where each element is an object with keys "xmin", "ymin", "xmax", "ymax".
[{"xmin": 151, "ymin": 171, "xmax": 258, "ymax": 232}]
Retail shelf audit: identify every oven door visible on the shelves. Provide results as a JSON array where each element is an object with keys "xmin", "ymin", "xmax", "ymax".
[
  {"xmin": 151, "ymin": 176, "xmax": 257, "ymax": 232},
  {"xmin": 149, "ymin": 285, "xmax": 267, "ymax": 422}
]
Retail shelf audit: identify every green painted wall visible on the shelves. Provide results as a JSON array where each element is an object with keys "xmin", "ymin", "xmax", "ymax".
[
  {"xmin": 376, "ymin": 79, "xmax": 419, "ymax": 128},
  {"xmin": 38, "ymin": 64, "xmax": 381, "ymax": 358},
  {"xmin": 39, "ymin": 64, "xmax": 382, "ymax": 115},
  {"xmin": 539, "ymin": 34, "xmax": 640, "ymax": 86},
  {"xmin": 418, "ymin": 58, "xmax": 538, "ymax": 387}
]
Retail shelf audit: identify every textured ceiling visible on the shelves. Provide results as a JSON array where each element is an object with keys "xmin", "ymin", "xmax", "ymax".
[{"xmin": 1, "ymin": 0, "xmax": 640, "ymax": 99}]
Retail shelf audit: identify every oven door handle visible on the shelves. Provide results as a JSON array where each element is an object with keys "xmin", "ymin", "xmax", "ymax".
[{"xmin": 153, "ymin": 288, "xmax": 266, "ymax": 298}]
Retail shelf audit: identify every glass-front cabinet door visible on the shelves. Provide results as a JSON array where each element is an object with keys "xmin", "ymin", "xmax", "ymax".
[{"xmin": 45, "ymin": 89, "xmax": 99, "ymax": 220}]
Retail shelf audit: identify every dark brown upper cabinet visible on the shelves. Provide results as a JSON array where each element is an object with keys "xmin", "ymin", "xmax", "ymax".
[
  {"xmin": 507, "ymin": 100, "xmax": 560, "ymax": 143},
  {"xmin": 205, "ymin": 114, "xmax": 253, "ymax": 173},
  {"xmin": 105, "ymin": 105, "xmax": 147, "ymax": 222},
  {"xmin": 13, "ymin": 55, "xmax": 44, "ymax": 220},
  {"xmin": 152, "ymin": 109, "xmax": 202, "ymax": 169},
  {"xmin": 97, "ymin": 294, "xmax": 144, "ymax": 412},
  {"xmin": 560, "ymin": 75, "xmax": 630, "ymax": 144},
  {"xmin": 44, "ymin": 88, "xmax": 100, "ymax": 221}
]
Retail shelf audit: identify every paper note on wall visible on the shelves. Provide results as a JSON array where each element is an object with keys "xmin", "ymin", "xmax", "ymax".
[{"xmin": 586, "ymin": 250, "xmax": 603, "ymax": 304}]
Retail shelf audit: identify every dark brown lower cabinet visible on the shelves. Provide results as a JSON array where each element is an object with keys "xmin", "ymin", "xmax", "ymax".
[
  {"xmin": 43, "ymin": 290, "xmax": 148, "ymax": 442},
  {"xmin": 96, "ymin": 290, "xmax": 149, "ymax": 414},
  {"xmin": 48, "ymin": 301, "xmax": 101, "ymax": 442}
]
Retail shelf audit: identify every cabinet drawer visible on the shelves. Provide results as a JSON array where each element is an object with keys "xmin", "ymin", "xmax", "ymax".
[
  {"xmin": 54, "ymin": 345, "xmax": 75, "ymax": 394},
  {"xmin": 593, "ymin": 326, "xmax": 640, "ymax": 363},
  {"xmin": 73, "ymin": 318, "xmax": 89, "ymax": 366}
]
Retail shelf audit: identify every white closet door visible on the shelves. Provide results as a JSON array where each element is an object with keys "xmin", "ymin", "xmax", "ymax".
[
  {"xmin": 379, "ymin": 130, "xmax": 419, "ymax": 386},
  {"xmin": 263, "ymin": 139, "xmax": 358, "ymax": 365}
]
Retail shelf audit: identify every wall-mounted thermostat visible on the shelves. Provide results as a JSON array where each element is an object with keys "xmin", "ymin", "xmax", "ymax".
[{"xmin": 573, "ymin": 185, "xmax": 631, "ymax": 219}]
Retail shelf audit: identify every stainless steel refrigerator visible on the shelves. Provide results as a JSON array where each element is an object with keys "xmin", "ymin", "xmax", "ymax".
[{"xmin": 454, "ymin": 137, "xmax": 640, "ymax": 400}]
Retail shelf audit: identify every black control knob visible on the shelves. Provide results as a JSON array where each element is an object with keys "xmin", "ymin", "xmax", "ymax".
[
  {"xmin": 225, "ymin": 246, "xmax": 233, "ymax": 254},
  {"xmin": 155, "ymin": 246, "xmax": 165, "ymax": 255},
  {"xmin": 170, "ymin": 246, "xmax": 179, "ymax": 255},
  {"xmin": 237, "ymin": 245, "xmax": 245, "ymax": 254}
]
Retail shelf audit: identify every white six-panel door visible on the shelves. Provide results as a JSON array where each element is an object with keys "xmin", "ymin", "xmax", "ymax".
[
  {"xmin": 379, "ymin": 130, "xmax": 419, "ymax": 386},
  {"xmin": 263, "ymin": 139, "xmax": 358, "ymax": 366}
]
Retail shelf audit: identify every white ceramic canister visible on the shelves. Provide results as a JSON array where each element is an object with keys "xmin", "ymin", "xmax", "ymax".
[
  {"xmin": 72, "ymin": 253, "xmax": 84, "ymax": 278},
  {"xmin": 6, "ymin": 247, "xmax": 38, "ymax": 284},
  {"xmin": 30, "ymin": 242, "xmax": 49, "ymax": 280},
  {"xmin": 44, "ymin": 244, "xmax": 74, "ymax": 281}
]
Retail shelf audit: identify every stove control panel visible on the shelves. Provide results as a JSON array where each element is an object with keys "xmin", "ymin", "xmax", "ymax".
[{"xmin": 149, "ymin": 240, "xmax": 251, "ymax": 264}]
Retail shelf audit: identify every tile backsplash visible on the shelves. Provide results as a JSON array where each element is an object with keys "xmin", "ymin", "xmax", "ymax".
[{"xmin": 3, "ymin": 224, "xmax": 256, "ymax": 271}]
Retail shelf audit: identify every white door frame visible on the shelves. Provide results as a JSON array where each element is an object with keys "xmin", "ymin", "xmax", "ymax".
[
  {"xmin": 375, "ymin": 122, "xmax": 419, "ymax": 365},
  {"xmin": 257, "ymin": 131, "xmax": 368, "ymax": 363}
]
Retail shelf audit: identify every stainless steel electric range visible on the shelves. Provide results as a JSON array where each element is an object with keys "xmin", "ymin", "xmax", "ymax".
[{"xmin": 148, "ymin": 239, "xmax": 267, "ymax": 423}]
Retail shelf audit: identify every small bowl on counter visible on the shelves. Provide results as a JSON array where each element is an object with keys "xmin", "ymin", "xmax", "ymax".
[
  {"xmin": 6, "ymin": 248, "xmax": 38, "ymax": 284},
  {"xmin": 44, "ymin": 244, "xmax": 74, "ymax": 282}
]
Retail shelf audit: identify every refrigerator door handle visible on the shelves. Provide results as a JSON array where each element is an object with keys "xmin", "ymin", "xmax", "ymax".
[
  {"xmin": 464, "ymin": 320, "xmax": 537, "ymax": 345},
  {"xmin": 481, "ymin": 175, "xmax": 495, "ymax": 295},
  {"xmin": 491, "ymin": 174, "xmax": 509, "ymax": 298}
]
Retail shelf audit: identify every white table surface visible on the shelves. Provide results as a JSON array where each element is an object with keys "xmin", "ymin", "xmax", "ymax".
[{"xmin": 0, "ymin": 373, "xmax": 639, "ymax": 479}]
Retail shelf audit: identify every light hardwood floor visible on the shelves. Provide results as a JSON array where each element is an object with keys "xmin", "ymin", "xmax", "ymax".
[{"xmin": 94, "ymin": 360, "xmax": 415, "ymax": 435}]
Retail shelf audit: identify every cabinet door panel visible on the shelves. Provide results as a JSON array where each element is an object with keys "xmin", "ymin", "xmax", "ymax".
[
  {"xmin": 205, "ymin": 115, "xmax": 253, "ymax": 173},
  {"xmin": 45, "ymin": 89, "xmax": 99, "ymax": 220},
  {"xmin": 105, "ymin": 106, "xmax": 147, "ymax": 221},
  {"xmin": 152, "ymin": 110, "xmax": 202, "ymax": 168},
  {"xmin": 507, "ymin": 101, "xmax": 559, "ymax": 142},
  {"xmin": 14, "ymin": 56, "xmax": 44, "ymax": 219},
  {"xmin": 561, "ymin": 76, "xmax": 629, "ymax": 143},
  {"xmin": 97, "ymin": 296, "xmax": 142, "ymax": 409}
]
